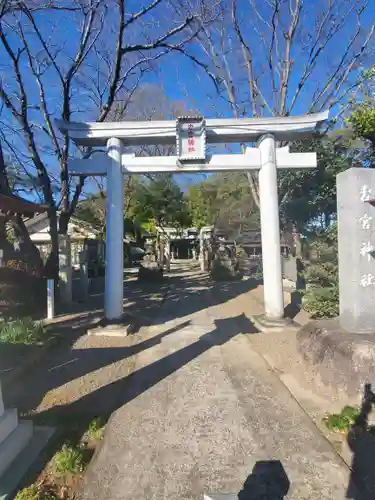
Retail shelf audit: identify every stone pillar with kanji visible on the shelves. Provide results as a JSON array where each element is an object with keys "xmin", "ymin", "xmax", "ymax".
[{"xmin": 337, "ymin": 168, "xmax": 375, "ymax": 333}]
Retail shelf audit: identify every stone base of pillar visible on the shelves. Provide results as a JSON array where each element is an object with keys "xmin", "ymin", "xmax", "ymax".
[
  {"xmin": 87, "ymin": 312, "xmax": 153, "ymax": 337},
  {"xmin": 251, "ymin": 313, "xmax": 298, "ymax": 333}
]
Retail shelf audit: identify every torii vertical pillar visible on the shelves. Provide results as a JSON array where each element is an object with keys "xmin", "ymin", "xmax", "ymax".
[
  {"xmin": 258, "ymin": 134, "xmax": 284, "ymax": 319},
  {"xmin": 105, "ymin": 138, "xmax": 124, "ymax": 320}
]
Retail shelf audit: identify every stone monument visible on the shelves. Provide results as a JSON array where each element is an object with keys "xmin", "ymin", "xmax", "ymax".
[
  {"xmin": 337, "ymin": 167, "xmax": 375, "ymax": 333},
  {"xmin": 298, "ymin": 168, "xmax": 375, "ymax": 399}
]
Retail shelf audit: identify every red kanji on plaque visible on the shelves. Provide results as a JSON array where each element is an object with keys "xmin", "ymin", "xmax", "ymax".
[{"xmin": 176, "ymin": 116, "xmax": 206, "ymax": 160}]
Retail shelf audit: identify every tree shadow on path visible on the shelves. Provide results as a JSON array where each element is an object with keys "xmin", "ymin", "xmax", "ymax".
[
  {"xmin": 4, "ymin": 320, "xmax": 192, "ymax": 414},
  {"xmin": 32, "ymin": 314, "xmax": 257, "ymax": 427},
  {"xmin": 5, "ymin": 267, "xmax": 260, "ymax": 430},
  {"xmin": 150, "ymin": 273, "xmax": 261, "ymax": 325},
  {"xmin": 58, "ymin": 268, "xmax": 260, "ymax": 329}
]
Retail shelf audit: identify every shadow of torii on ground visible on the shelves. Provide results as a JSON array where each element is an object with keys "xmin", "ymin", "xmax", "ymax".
[{"xmin": 32, "ymin": 314, "xmax": 257, "ymax": 427}]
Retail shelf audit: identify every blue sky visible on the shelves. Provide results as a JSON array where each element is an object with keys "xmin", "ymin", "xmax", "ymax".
[{"xmin": 1, "ymin": 0, "xmax": 375, "ymax": 201}]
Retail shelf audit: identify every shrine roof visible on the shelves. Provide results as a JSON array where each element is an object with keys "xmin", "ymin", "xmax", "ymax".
[{"xmin": 0, "ymin": 193, "xmax": 47, "ymax": 217}]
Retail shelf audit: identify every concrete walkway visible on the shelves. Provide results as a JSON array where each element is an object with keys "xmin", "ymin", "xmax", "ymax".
[{"xmin": 80, "ymin": 266, "xmax": 351, "ymax": 500}]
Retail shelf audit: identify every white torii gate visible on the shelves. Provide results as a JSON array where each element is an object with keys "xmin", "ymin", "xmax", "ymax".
[{"xmin": 57, "ymin": 111, "xmax": 328, "ymax": 323}]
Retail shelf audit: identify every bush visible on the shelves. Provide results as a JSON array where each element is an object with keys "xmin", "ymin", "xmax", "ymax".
[
  {"xmin": 53, "ymin": 444, "xmax": 86, "ymax": 475},
  {"xmin": 302, "ymin": 225, "xmax": 339, "ymax": 318},
  {"xmin": 0, "ymin": 317, "xmax": 45, "ymax": 344},
  {"xmin": 302, "ymin": 286, "xmax": 339, "ymax": 319},
  {"xmin": 15, "ymin": 485, "xmax": 57, "ymax": 500},
  {"xmin": 303, "ymin": 261, "xmax": 338, "ymax": 288}
]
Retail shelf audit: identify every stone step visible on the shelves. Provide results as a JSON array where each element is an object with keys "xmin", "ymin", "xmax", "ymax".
[
  {"xmin": 252, "ymin": 313, "xmax": 299, "ymax": 333},
  {"xmin": 0, "ymin": 425, "xmax": 55, "ymax": 500},
  {"xmin": 0, "ymin": 421, "xmax": 33, "ymax": 478},
  {"xmin": 0, "ymin": 409, "xmax": 18, "ymax": 444}
]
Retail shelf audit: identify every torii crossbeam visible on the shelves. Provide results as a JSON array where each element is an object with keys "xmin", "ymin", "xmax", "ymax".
[{"xmin": 67, "ymin": 147, "xmax": 317, "ymax": 176}]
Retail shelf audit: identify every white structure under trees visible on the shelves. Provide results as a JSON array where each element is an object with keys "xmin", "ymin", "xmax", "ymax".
[{"xmin": 57, "ymin": 111, "xmax": 328, "ymax": 323}]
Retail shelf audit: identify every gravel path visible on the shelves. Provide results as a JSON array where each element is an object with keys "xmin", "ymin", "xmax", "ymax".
[{"xmin": 77, "ymin": 267, "xmax": 351, "ymax": 500}]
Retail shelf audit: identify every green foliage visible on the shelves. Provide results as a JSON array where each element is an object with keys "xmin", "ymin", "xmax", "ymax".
[
  {"xmin": 302, "ymin": 225, "xmax": 339, "ymax": 319},
  {"xmin": 347, "ymin": 68, "xmax": 375, "ymax": 149},
  {"xmin": 130, "ymin": 175, "xmax": 191, "ymax": 229},
  {"xmin": 75, "ymin": 179, "xmax": 143, "ymax": 241},
  {"xmin": 74, "ymin": 194, "xmax": 106, "ymax": 236},
  {"xmin": 87, "ymin": 417, "xmax": 105, "ymax": 441},
  {"xmin": 14, "ymin": 485, "xmax": 57, "ymax": 500},
  {"xmin": 53, "ymin": 444, "xmax": 86, "ymax": 475},
  {"xmin": 279, "ymin": 137, "xmax": 354, "ymax": 233},
  {"xmin": 0, "ymin": 317, "xmax": 45, "ymax": 344},
  {"xmin": 186, "ymin": 182, "xmax": 217, "ymax": 228},
  {"xmin": 187, "ymin": 135, "xmax": 353, "ymax": 240},
  {"xmin": 323, "ymin": 406, "xmax": 360, "ymax": 433},
  {"xmin": 76, "ymin": 175, "xmax": 190, "ymax": 238},
  {"xmin": 302, "ymin": 286, "xmax": 339, "ymax": 319},
  {"xmin": 140, "ymin": 219, "xmax": 157, "ymax": 235},
  {"xmin": 303, "ymin": 262, "xmax": 338, "ymax": 289},
  {"xmin": 349, "ymin": 105, "xmax": 375, "ymax": 146},
  {"xmin": 186, "ymin": 172, "xmax": 259, "ymax": 237},
  {"xmin": 303, "ymin": 225, "xmax": 338, "ymax": 289}
]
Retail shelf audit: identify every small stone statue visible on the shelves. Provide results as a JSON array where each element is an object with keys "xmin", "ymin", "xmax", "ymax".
[
  {"xmin": 210, "ymin": 238, "xmax": 242, "ymax": 281},
  {"xmin": 138, "ymin": 252, "xmax": 164, "ymax": 282}
]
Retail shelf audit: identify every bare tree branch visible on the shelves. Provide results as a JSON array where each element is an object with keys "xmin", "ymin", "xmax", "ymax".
[
  {"xmin": 124, "ymin": 14, "xmax": 199, "ymax": 54},
  {"xmin": 278, "ymin": 0, "xmax": 302, "ymax": 115},
  {"xmin": 18, "ymin": 20, "xmax": 62, "ymax": 160},
  {"xmin": 0, "ymin": 20, "xmax": 55, "ymax": 208},
  {"xmin": 124, "ymin": 0, "xmax": 162, "ymax": 29},
  {"xmin": 232, "ymin": 0, "xmax": 258, "ymax": 117}
]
